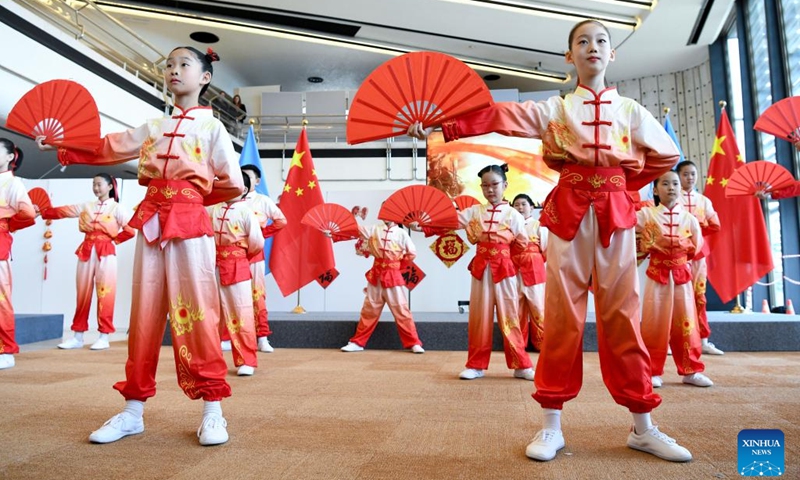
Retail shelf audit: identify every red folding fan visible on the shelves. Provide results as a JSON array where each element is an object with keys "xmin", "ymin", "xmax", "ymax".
[
  {"xmin": 301, "ymin": 203, "xmax": 360, "ymax": 241},
  {"xmin": 6, "ymin": 80, "xmax": 102, "ymax": 152},
  {"xmin": 724, "ymin": 160, "xmax": 797, "ymax": 197},
  {"xmin": 347, "ymin": 51, "xmax": 494, "ymax": 144},
  {"xmin": 453, "ymin": 194, "xmax": 480, "ymax": 211},
  {"xmin": 27, "ymin": 187, "xmax": 53, "ymax": 212},
  {"xmin": 754, "ymin": 96, "xmax": 800, "ymax": 142},
  {"xmin": 378, "ymin": 185, "xmax": 459, "ymax": 229}
]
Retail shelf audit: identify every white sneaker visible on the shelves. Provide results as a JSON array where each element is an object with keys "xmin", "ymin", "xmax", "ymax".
[
  {"xmin": 90, "ymin": 338, "xmax": 110, "ymax": 350},
  {"xmin": 257, "ymin": 337, "xmax": 274, "ymax": 353},
  {"xmin": 220, "ymin": 341, "xmax": 232, "ymax": 352},
  {"xmin": 667, "ymin": 346, "xmax": 672, "ymax": 356},
  {"xmin": 237, "ymin": 365, "xmax": 255, "ymax": 376},
  {"xmin": 459, "ymin": 368, "xmax": 484, "ymax": 380},
  {"xmin": 652, "ymin": 376, "xmax": 663, "ymax": 388},
  {"xmin": 525, "ymin": 429, "xmax": 565, "ymax": 461},
  {"xmin": 702, "ymin": 341, "xmax": 724, "ymax": 355},
  {"xmin": 197, "ymin": 414, "xmax": 228, "ymax": 446},
  {"xmin": 514, "ymin": 368, "xmax": 535, "ymax": 381},
  {"xmin": 627, "ymin": 426, "xmax": 692, "ymax": 462},
  {"xmin": 411, "ymin": 345, "xmax": 425, "ymax": 354},
  {"xmin": 682, "ymin": 372, "xmax": 713, "ymax": 387},
  {"xmin": 341, "ymin": 342, "xmax": 364, "ymax": 352},
  {"xmin": 89, "ymin": 413, "xmax": 144, "ymax": 443},
  {"xmin": 57, "ymin": 337, "xmax": 84, "ymax": 350},
  {"xmin": 0, "ymin": 354, "xmax": 15, "ymax": 370}
]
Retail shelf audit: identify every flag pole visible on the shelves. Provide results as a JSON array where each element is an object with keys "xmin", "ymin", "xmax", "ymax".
[{"xmin": 290, "ymin": 118, "xmax": 310, "ymax": 315}]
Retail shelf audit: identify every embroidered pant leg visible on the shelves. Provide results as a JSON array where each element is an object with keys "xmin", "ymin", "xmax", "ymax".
[
  {"xmin": 0, "ymin": 261, "xmax": 18, "ymax": 354},
  {"xmin": 250, "ymin": 260, "xmax": 271, "ymax": 337},
  {"xmin": 384, "ymin": 285, "xmax": 421, "ymax": 348},
  {"xmin": 95, "ymin": 253, "xmax": 117, "ymax": 334},
  {"xmin": 640, "ymin": 276, "xmax": 672, "ymax": 377},
  {"xmin": 670, "ymin": 280, "xmax": 705, "ymax": 376},
  {"xmin": 465, "ymin": 269, "xmax": 496, "ymax": 370},
  {"xmin": 71, "ymin": 256, "xmax": 95, "ymax": 333},
  {"xmin": 691, "ymin": 258, "xmax": 710, "ymax": 338},
  {"xmin": 520, "ymin": 282, "xmax": 545, "ymax": 350},
  {"xmin": 349, "ymin": 282, "xmax": 386, "ymax": 347},
  {"xmin": 497, "ymin": 275, "xmax": 533, "ymax": 370},
  {"xmin": 219, "ymin": 278, "xmax": 257, "ymax": 368}
]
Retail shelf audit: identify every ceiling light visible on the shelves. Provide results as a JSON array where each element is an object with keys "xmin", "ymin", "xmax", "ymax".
[
  {"xmin": 189, "ymin": 31, "xmax": 219, "ymax": 43},
  {"xmin": 483, "ymin": 74, "xmax": 501, "ymax": 81},
  {"xmin": 307, "ymin": 76, "xmax": 324, "ymax": 83}
]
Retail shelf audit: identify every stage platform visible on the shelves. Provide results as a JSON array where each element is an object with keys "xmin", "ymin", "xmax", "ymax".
[{"xmin": 15, "ymin": 314, "xmax": 63, "ymax": 345}]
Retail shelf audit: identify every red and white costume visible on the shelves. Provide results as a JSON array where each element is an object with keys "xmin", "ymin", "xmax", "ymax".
[
  {"xmin": 637, "ymin": 203, "xmax": 705, "ymax": 377},
  {"xmin": 458, "ymin": 202, "xmax": 532, "ymax": 371},
  {"xmin": 59, "ymin": 106, "xmax": 244, "ymax": 402},
  {"xmin": 41, "ymin": 199, "xmax": 135, "ymax": 334},
  {"xmin": 0, "ymin": 171, "xmax": 35, "ymax": 355},
  {"xmin": 677, "ymin": 190, "xmax": 720, "ymax": 339},
  {"xmin": 512, "ymin": 216, "xmax": 547, "ymax": 350},
  {"xmin": 349, "ymin": 223, "xmax": 422, "ymax": 348},
  {"xmin": 209, "ymin": 200, "xmax": 264, "ymax": 369},
  {"xmin": 443, "ymin": 85, "xmax": 679, "ymax": 412}
]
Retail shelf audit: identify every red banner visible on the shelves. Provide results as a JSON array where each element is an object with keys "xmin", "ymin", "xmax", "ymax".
[
  {"xmin": 400, "ymin": 259, "xmax": 425, "ymax": 291},
  {"xmin": 429, "ymin": 231, "xmax": 470, "ymax": 267}
]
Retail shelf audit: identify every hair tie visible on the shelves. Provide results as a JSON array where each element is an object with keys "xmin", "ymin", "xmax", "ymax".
[{"xmin": 206, "ymin": 48, "xmax": 220, "ymax": 63}]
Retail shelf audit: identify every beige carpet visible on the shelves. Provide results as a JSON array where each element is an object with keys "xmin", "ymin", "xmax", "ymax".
[{"xmin": 1, "ymin": 344, "xmax": 798, "ymax": 479}]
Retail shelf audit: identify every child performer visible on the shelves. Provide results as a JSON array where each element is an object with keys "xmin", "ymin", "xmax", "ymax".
[
  {"xmin": 409, "ymin": 20, "xmax": 690, "ymax": 462},
  {"xmin": 209, "ymin": 173, "xmax": 264, "ymax": 375},
  {"xmin": 40, "ymin": 173, "xmax": 135, "ymax": 351},
  {"xmin": 638, "ymin": 171, "xmax": 713, "ymax": 388},
  {"xmin": 219, "ymin": 164, "xmax": 286, "ymax": 354},
  {"xmin": 676, "ymin": 161, "xmax": 723, "ymax": 355},
  {"xmin": 511, "ymin": 193, "xmax": 547, "ymax": 351},
  {"xmin": 39, "ymin": 47, "xmax": 244, "ymax": 445},
  {"xmin": 337, "ymin": 217, "xmax": 425, "ymax": 353},
  {"xmin": 0, "ymin": 138, "xmax": 36, "ymax": 370}
]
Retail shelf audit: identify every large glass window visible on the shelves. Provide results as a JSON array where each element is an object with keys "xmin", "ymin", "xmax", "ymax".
[{"xmin": 782, "ymin": 0, "xmax": 800, "ymax": 98}]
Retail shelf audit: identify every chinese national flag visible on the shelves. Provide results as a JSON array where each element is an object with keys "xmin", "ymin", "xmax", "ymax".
[
  {"xmin": 270, "ymin": 129, "xmax": 335, "ymax": 296},
  {"xmin": 705, "ymin": 109, "xmax": 773, "ymax": 303}
]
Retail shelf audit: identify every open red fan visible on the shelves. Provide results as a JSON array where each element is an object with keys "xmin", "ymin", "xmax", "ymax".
[
  {"xmin": 6, "ymin": 80, "xmax": 102, "ymax": 152},
  {"xmin": 754, "ymin": 96, "xmax": 800, "ymax": 142},
  {"xmin": 379, "ymin": 185, "xmax": 459, "ymax": 229},
  {"xmin": 301, "ymin": 203, "xmax": 360, "ymax": 241},
  {"xmin": 347, "ymin": 51, "xmax": 494, "ymax": 144},
  {"xmin": 27, "ymin": 187, "xmax": 53, "ymax": 212},
  {"xmin": 725, "ymin": 160, "xmax": 797, "ymax": 197},
  {"xmin": 453, "ymin": 194, "xmax": 481, "ymax": 211}
]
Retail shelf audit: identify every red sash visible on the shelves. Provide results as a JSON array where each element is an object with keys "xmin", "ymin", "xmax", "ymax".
[
  {"xmin": 469, "ymin": 242, "xmax": 516, "ymax": 283},
  {"xmin": 216, "ymin": 245, "xmax": 251, "ymax": 286},
  {"xmin": 128, "ymin": 179, "xmax": 213, "ymax": 242},
  {"xmin": 511, "ymin": 242, "xmax": 546, "ymax": 286},
  {"xmin": 365, "ymin": 259, "xmax": 404, "ymax": 288},
  {"xmin": 76, "ymin": 232, "xmax": 115, "ymax": 261},
  {"xmin": 0, "ymin": 219, "xmax": 11, "ymax": 261},
  {"xmin": 646, "ymin": 252, "xmax": 691, "ymax": 285},
  {"xmin": 249, "ymin": 250, "xmax": 265, "ymax": 263}
]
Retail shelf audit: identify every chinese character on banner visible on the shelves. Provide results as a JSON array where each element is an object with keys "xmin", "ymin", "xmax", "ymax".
[
  {"xmin": 400, "ymin": 259, "xmax": 426, "ymax": 291},
  {"xmin": 316, "ymin": 268, "xmax": 340, "ymax": 289},
  {"xmin": 429, "ymin": 231, "xmax": 470, "ymax": 267}
]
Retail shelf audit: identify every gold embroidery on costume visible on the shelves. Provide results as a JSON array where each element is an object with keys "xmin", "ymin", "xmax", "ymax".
[
  {"xmin": 177, "ymin": 345, "xmax": 199, "ymax": 398},
  {"xmin": 587, "ymin": 173, "xmax": 607, "ymax": 189},
  {"xmin": 559, "ymin": 168, "xmax": 583, "ymax": 185},
  {"xmin": 97, "ymin": 285, "xmax": 111, "ymax": 299},
  {"xmin": 182, "ymin": 138, "xmax": 204, "ymax": 164},
  {"xmin": 543, "ymin": 200, "xmax": 559, "ymax": 224},
  {"xmin": 252, "ymin": 285, "xmax": 265, "ymax": 302},
  {"xmin": 161, "ymin": 186, "xmax": 177, "ymax": 200},
  {"xmin": 226, "ymin": 312, "xmax": 242, "ymax": 334},
  {"xmin": 170, "ymin": 293, "xmax": 205, "ymax": 336}
]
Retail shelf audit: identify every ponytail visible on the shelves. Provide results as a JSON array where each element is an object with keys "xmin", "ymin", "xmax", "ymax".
[{"xmin": 0, "ymin": 138, "xmax": 23, "ymax": 172}]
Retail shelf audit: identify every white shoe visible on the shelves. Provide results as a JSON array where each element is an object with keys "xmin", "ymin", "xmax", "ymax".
[
  {"xmin": 652, "ymin": 376, "xmax": 663, "ymax": 388},
  {"xmin": 341, "ymin": 342, "xmax": 364, "ymax": 352},
  {"xmin": 701, "ymin": 341, "xmax": 724, "ymax": 355},
  {"xmin": 89, "ymin": 413, "xmax": 144, "ymax": 443},
  {"xmin": 197, "ymin": 414, "xmax": 228, "ymax": 446},
  {"xmin": 514, "ymin": 368, "xmax": 535, "ymax": 381},
  {"xmin": 0, "ymin": 354, "xmax": 15, "ymax": 370},
  {"xmin": 459, "ymin": 368, "xmax": 484, "ymax": 380},
  {"xmin": 90, "ymin": 338, "xmax": 110, "ymax": 350},
  {"xmin": 525, "ymin": 429, "xmax": 565, "ymax": 461},
  {"xmin": 237, "ymin": 365, "xmax": 255, "ymax": 376},
  {"xmin": 682, "ymin": 372, "xmax": 713, "ymax": 387},
  {"xmin": 57, "ymin": 337, "xmax": 84, "ymax": 350},
  {"xmin": 627, "ymin": 426, "xmax": 692, "ymax": 462},
  {"xmin": 411, "ymin": 345, "xmax": 425, "ymax": 354},
  {"xmin": 220, "ymin": 340, "xmax": 232, "ymax": 352},
  {"xmin": 257, "ymin": 337, "xmax": 274, "ymax": 353}
]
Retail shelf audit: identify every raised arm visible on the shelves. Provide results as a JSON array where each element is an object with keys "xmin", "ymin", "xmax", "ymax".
[{"xmin": 54, "ymin": 124, "xmax": 151, "ymax": 166}]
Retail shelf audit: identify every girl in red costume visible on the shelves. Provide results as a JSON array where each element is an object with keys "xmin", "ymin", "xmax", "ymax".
[
  {"xmin": 40, "ymin": 173, "xmax": 135, "ymax": 351},
  {"xmin": 511, "ymin": 193, "xmax": 547, "ymax": 351},
  {"xmin": 410, "ymin": 20, "xmax": 690, "ymax": 462},
  {"xmin": 638, "ymin": 171, "xmax": 713, "ymax": 388},
  {"xmin": 0, "ymin": 138, "xmax": 35, "ymax": 371},
  {"xmin": 39, "ymin": 47, "xmax": 243, "ymax": 446}
]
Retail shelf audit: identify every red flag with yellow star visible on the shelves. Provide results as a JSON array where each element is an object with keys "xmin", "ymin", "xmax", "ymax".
[
  {"xmin": 269, "ymin": 129, "xmax": 335, "ymax": 296},
  {"xmin": 705, "ymin": 109, "xmax": 773, "ymax": 303}
]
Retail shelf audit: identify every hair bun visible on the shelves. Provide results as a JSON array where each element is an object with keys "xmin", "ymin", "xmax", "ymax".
[
  {"xmin": 501, "ymin": 163, "xmax": 509, "ymax": 172},
  {"xmin": 206, "ymin": 48, "xmax": 220, "ymax": 63}
]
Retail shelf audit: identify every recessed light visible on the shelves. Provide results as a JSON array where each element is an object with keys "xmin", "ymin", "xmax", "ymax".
[
  {"xmin": 190, "ymin": 31, "xmax": 219, "ymax": 43},
  {"xmin": 307, "ymin": 76, "xmax": 324, "ymax": 83},
  {"xmin": 483, "ymin": 74, "xmax": 501, "ymax": 81}
]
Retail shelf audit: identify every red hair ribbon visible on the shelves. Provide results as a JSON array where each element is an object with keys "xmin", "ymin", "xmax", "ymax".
[{"xmin": 206, "ymin": 48, "xmax": 220, "ymax": 63}]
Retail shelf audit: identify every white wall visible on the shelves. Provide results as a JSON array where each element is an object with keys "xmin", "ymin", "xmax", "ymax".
[{"xmin": 236, "ymin": 85, "xmax": 281, "ymax": 118}]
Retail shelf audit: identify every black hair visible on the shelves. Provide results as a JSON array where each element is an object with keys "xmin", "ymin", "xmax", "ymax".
[
  {"xmin": 477, "ymin": 163, "xmax": 509, "ymax": 182},
  {"xmin": 512, "ymin": 193, "xmax": 534, "ymax": 207},
  {"xmin": 170, "ymin": 46, "xmax": 219, "ymax": 97},
  {"xmin": 568, "ymin": 19, "xmax": 612, "ymax": 50},
  {"xmin": 94, "ymin": 173, "xmax": 118, "ymax": 202},
  {"xmin": 652, "ymin": 171, "xmax": 680, "ymax": 207},
  {"xmin": 241, "ymin": 164, "xmax": 262, "ymax": 179},
  {"xmin": 675, "ymin": 160, "xmax": 697, "ymax": 174},
  {"xmin": 0, "ymin": 138, "xmax": 24, "ymax": 172},
  {"xmin": 241, "ymin": 170, "xmax": 251, "ymax": 196}
]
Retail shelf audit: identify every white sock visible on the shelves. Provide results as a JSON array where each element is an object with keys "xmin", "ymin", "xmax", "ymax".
[
  {"xmin": 203, "ymin": 401, "xmax": 222, "ymax": 418},
  {"xmin": 632, "ymin": 413, "xmax": 653, "ymax": 435},
  {"xmin": 701, "ymin": 338, "xmax": 709, "ymax": 346},
  {"xmin": 123, "ymin": 400, "xmax": 144, "ymax": 419},
  {"xmin": 98, "ymin": 333, "xmax": 109, "ymax": 342},
  {"xmin": 542, "ymin": 408, "xmax": 562, "ymax": 431},
  {"xmin": 74, "ymin": 331, "xmax": 84, "ymax": 342}
]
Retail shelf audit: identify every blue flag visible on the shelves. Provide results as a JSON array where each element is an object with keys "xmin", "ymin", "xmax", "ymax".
[
  {"xmin": 239, "ymin": 125, "xmax": 273, "ymax": 274},
  {"xmin": 663, "ymin": 112, "xmax": 685, "ymax": 164}
]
